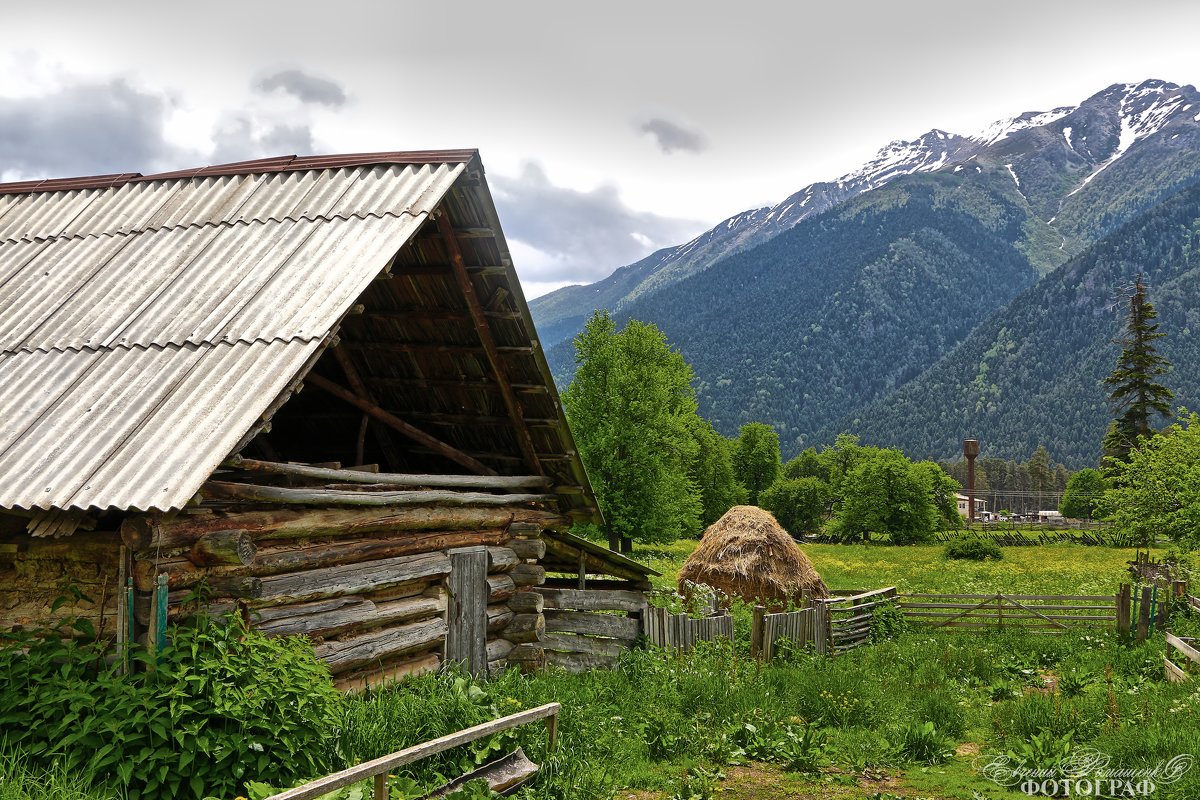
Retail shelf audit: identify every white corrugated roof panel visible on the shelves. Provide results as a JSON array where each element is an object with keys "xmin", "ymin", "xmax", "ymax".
[{"xmin": 0, "ymin": 156, "xmax": 470, "ymax": 512}]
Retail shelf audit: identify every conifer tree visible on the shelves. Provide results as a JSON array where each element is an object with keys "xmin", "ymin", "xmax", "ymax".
[{"xmin": 1102, "ymin": 275, "xmax": 1173, "ymax": 465}]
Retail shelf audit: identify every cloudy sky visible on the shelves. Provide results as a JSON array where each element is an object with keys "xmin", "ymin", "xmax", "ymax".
[{"xmin": 3, "ymin": 1, "xmax": 1199, "ymax": 298}]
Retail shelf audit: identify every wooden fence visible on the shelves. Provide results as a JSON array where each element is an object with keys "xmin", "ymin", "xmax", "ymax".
[
  {"xmin": 267, "ymin": 703, "xmax": 559, "ymax": 800},
  {"xmin": 642, "ymin": 605, "xmax": 734, "ymax": 652},
  {"xmin": 752, "ymin": 587, "xmax": 897, "ymax": 658},
  {"xmin": 899, "ymin": 592, "xmax": 1117, "ymax": 633},
  {"xmin": 826, "ymin": 587, "xmax": 897, "ymax": 652},
  {"xmin": 1165, "ymin": 633, "xmax": 1200, "ymax": 683}
]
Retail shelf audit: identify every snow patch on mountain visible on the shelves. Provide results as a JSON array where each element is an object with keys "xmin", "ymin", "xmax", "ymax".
[{"xmin": 973, "ymin": 107, "xmax": 1075, "ymax": 147}]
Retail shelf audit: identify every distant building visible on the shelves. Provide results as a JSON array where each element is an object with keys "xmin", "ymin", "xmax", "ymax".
[{"xmin": 955, "ymin": 493, "xmax": 988, "ymax": 517}]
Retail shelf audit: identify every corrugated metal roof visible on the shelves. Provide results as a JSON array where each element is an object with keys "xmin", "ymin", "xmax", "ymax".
[{"xmin": 0, "ymin": 154, "xmax": 472, "ymax": 512}]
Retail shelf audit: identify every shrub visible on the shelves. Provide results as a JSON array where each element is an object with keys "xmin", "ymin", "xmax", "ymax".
[
  {"xmin": 0, "ymin": 612, "xmax": 343, "ymax": 799},
  {"xmin": 944, "ymin": 538, "xmax": 1003, "ymax": 560}
]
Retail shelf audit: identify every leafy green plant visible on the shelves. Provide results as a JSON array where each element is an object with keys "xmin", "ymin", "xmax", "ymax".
[
  {"xmin": 775, "ymin": 721, "xmax": 827, "ymax": 773},
  {"xmin": 869, "ymin": 600, "xmax": 909, "ymax": 642},
  {"xmin": 667, "ymin": 766, "xmax": 722, "ymax": 800},
  {"xmin": 1056, "ymin": 668, "xmax": 1094, "ymax": 698},
  {"xmin": 0, "ymin": 610, "xmax": 342, "ymax": 799},
  {"xmin": 895, "ymin": 721, "xmax": 954, "ymax": 765},
  {"xmin": 944, "ymin": 538, "xmax": 1003, "ymax": 560},
  {"xmin": 1005, "ymin": 728, "xmax": 1075, "ymax": 781}
]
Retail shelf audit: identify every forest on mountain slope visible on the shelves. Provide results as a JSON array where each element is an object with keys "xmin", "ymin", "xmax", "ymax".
[
  {"xmin": 549, "ymin": 167, "xmax": 1046, "ymax": 454},
  {"xmin": 835, "ymin": 175, "xmax": 1200, "ymax": 467}
]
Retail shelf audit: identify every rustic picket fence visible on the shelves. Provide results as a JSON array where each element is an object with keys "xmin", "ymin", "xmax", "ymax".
[
  {"xmin": 642, "ymin": 605, "xmax": 734, "ymax": 652},
  {"xmin": 751, "ymin": 587, "xmax": 897, "ymax": 658}
]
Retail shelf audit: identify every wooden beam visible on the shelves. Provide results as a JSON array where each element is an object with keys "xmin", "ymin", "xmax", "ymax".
[
  {"xmin": 367, "ymin": 376, "xmax": 548, "ymax": 394},
  {"xmin": 362, "ymin": 310, "xmax": 522, "ymax": 323},
  {"xmin": 305, "ymin": 373, "xmax": 496, "ymax": 475},
  {"xmin": 438, "ymin": 212, "xmax": 541, "ymax": 475},
  {"xmin": 401, "ymin": 411, "xmax": 559, "ymax": 427},
  {"xmin": 202, "ymin": 481, "xmax": 552, "ymax": 508},
  {"xmin": 333, "ymin": 346, "xmax": 404, "ymax": 470},
  {"xmin": 223, "ymin": 457, "xmax": 551, "ymax": 490},
  {"xmin": 342, "ymin": 342, "xmax": 534, "ymax": 356}
]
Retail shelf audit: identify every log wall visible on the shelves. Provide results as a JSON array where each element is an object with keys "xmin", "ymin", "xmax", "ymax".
[
  {"xmin": 525, "ymin": 586, "xmax": 647, "ymax": 672},
  {"xmin": 124, "ymin": 502, "xmax": 569, "ymax": 691}
]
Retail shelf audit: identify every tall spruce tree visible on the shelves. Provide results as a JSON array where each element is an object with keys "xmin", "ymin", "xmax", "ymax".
[{"xmin": 1102, "ymin": 275, "xmax": 1173, "ymax": 465}]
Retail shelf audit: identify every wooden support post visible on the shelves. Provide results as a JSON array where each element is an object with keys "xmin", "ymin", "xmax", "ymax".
[
  {"xmin": 437, "ymin": 212, "xmax": 541, "ymax": 475},
  {"xmin": 1117, "ymin": 584, "xmax": 1131, "ymax": 637},
  {"xmin": 306, "ymin": 372, "xmax": 495, "ymax": 476},
  {"xmin": 577, "ymin": 550, "xmax": 587, "ymax": 591},
  {"xmin": 546, "ymin": 713, "xmax": 558, "ymax": 751},
  {"xmin": 373, "ymin": 773, "xmax": 386, "ymax": 800},
  {"xmin": 332, "ymin": 346, "xmax": 405, "ymax": 472},
  {"xmin": 1137, "ymin": 585, "xmax": 1153, "ymax": 642},
  {"xmin": 751, "ymin": 605, "xmax": 765, "ymax": 659},
  {"xmin": 447, "ymin": 547, "xmax": 488, "ymax": 677}
]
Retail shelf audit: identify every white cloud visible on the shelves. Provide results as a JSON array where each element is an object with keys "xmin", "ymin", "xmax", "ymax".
[{"xmin": 491, "ymin": 161, "xmax": 704, "ymax": 285}]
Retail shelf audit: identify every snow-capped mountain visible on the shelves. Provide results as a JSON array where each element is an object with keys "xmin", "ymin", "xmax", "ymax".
[{"xmin": 530, "ymin": 79, "xmax": 1200, "ymax": 348}]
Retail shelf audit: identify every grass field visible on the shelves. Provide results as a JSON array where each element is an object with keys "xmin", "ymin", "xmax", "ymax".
[
  {"xmin": 632, "ymin": 538, "xmax": 1164, "ymax": 596},
  {"xmin": 3, "ymin": 540, "xmax": 1195, "ymax": 800}
]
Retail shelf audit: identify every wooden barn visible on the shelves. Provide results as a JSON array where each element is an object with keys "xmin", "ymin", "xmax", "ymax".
[{"xmin": 0, "ymin": 150, "xmax": 655, "ymax": 687}]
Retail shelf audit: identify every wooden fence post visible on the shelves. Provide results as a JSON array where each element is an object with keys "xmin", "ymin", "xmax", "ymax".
[
  {"xmin": 1137, "ymin": 585, "xmax": 1153, "ymax": 643},
  {"xmin": 447, "ymin": 547, "xmax": 488, "ymax": 676},
  {"xmin": 1116, "ymin": 584, "xmax": 1131, "ymax": 637},
  {"xmin": 751, "ymin": 605, "xmax": 765, "ymax": 659}
]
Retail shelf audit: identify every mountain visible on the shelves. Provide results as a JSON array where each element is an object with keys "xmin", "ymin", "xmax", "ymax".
[
  {"xmin": 831, "ymin": 174, "xmax": 1200, "ymax": 468},
  {"xmin": 531, "ymin": 128, "xmax": 979, "ymax": 349},
  {"xmin": 534, "ymin": 80, "xmax": 1200, "ymax": 461},
  {"xmin": 532, "ymin": 80, "xmax": 1200, "ymax": 351}
]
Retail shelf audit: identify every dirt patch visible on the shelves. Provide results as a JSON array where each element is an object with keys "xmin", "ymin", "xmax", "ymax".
[{"xmin": 955, "ymin": 741, "xmax": 981, "ymax": 757}]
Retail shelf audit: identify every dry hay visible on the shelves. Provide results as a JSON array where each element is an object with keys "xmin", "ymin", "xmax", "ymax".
[{"xmin": 679, "ymin": 505, "xmax": 829, "ymax": 606}]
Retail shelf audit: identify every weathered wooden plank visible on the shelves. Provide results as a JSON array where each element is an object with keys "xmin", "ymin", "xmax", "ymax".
[
  {"xmin": 540, "ymin": 632, "xmax": 624, "ymax": 657},
  {"xmin": 1167, "ymin": 633, "xmax": 1200, "ymax": 666},
  {"xmin": 446, "ymin": 547, "xmax": 488, "ymax": 677},
  {"xmin": 334, "ymin": 652, "xmax": 441, "ymax": 693},
  {"xmin": 313, "ymin": 617, "xmax": 447, "ymax": 674},
  {"xmin": 204, "ymin": 481, "xmax": 553, "ymax": 508},
  {"xmin": 125, "ymin": 507, "xmax": 568, "ymax": 550},
  {"xmin": 535, "ymin": 587, "xmax": 646, "ymax": 612},
  {"xmin": 543, "ymin": 650, "xmax": 618, "ymax": 672},
  {"xmin": 256, "ymin": 593, "xmax": 446, "ymax": 639},
  {"xmin": 1164, "ymin": 656, "xmax": 1189, "ymax": 683},
  {"xmin": 223, "ymin": 457, "xmax": 550, "ymax": 490},
  {"xmin": 134, "ymin": 529, "xmax": 504, "ymax": 592},
  {"xmin": 544, "ymin": 610, "xmax": 639, "ymax": 641},
  {"xmin": 258, "ymin": 552, "xmax": 450, "ymax": 603}
]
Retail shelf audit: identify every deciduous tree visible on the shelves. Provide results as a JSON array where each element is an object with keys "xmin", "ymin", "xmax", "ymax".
[
  {"xmin": 564, "ymin": 312, "xmax": 701, "ymax": 551},
  {"xmin": 732, "ymin": 423, "xmax": 780, "ymax": 505}
]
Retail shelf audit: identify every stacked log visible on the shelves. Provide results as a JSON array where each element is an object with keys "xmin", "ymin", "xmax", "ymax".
[
  {"xmin": 491, "ymin": 522, "xmax": 547, "ymax": 673},
  {"xmin": 534, "ymin": 587, "xmax": 647, "ymax": 672},
  {"xmin": 120, "ymin": 465, "xmax": 568, "ymax": 689}
]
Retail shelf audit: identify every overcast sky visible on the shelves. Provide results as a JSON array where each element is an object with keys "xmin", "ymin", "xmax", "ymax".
[{"xmin": 3, "ymin": 1, "xmax": 1199, "ymax": 298}]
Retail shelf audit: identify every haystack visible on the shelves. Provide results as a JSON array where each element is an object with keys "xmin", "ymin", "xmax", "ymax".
[{"xmin": 678, "ymin": 506, "xmax": 829, "ymax": 606}]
